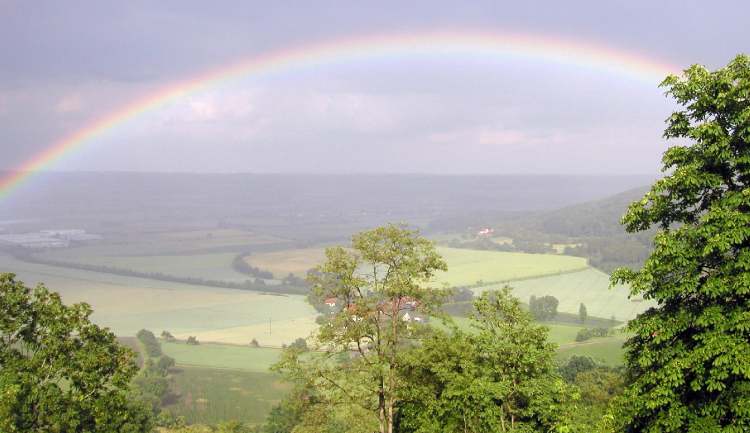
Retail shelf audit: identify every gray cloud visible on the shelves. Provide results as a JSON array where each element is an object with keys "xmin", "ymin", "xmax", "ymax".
[{"xmin": 1, "ymin": 0, "xmax": 747, "ymax": 174}]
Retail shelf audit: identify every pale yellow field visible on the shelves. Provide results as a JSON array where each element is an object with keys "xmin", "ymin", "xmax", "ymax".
[
  {"xmin": 245, "ymin": 248, "xmax": 328, "ymax": 278},
  {"xmin": 434, "ymin": 247, "xmax": 589, "ymax": 287}
]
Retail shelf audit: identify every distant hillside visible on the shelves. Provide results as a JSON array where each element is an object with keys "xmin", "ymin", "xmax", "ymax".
[
  {"xmin": 0, "ymin": 172, "xmax": 653, "ymax": 243},
  {"xmin": 437, "ymin": 186, "xmax": 656, "ymax": 273}
]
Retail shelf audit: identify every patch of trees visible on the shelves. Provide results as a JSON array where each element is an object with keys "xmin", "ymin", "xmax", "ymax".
[
  {"xmin": 186, "ymin": 336, "xmax": 199, "ymax": 345},
  {"xmin": 558, "ymin": 356, "xmax": 625, "ymax": 429},
  {"xmin": 12, "ymin": 251, "xmax": 309, "ymax": 295},
  {"xmin": 132, "ymin": 329, "xmax": 176, "ymax": 416},
  {"xmin": 574, "ymin": 327, "xmax": 611, "ymax": 342},
  {"xmin": 137, "ymin": 329, "xmax": 162, "ymax": 357},
  {"xmin": 231, "ymin": 253, "xmax": 274, "ymax": 279},
  {"xmin": 446, "ymin": 236, "xmax": 555, "ymax": 254},
  {"xmin": 529, "ymin": 295, "xmax": 559, "ymax": 321}
]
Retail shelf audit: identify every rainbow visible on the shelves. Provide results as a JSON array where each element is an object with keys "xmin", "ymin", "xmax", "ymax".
[{"xmin": 0, "ymin": 30, "xmax": 679, "ymax": 200}]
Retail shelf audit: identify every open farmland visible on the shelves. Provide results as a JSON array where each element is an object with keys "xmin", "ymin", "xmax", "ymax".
[
  {"xmin": 244, "ymin": 247, "xmax": 328, "ymax": 278},
  {"xmin": 246, "ymin": 246, "xmax": 589, "ymax": 285},
  {"xmin": 0, "ymin": 254, "xmax": 317, "ymax": 346},
  {"xmin": 557, "ymin": 335, "xmax": 628, "ymax": 366},
  {"xmin": 164, "ymin": 366, "xmax": 288, "ymax": 425},
  {"xmin": 34, "ymin": 228, "xmax": 294, "ymax": 282},
  {"xmin": 475, "ymin": 267, "xmax": 650, "ymax": 321},
  {"xmin": 39, "ymin": 250, "xmax": 251, "ymax": 282},
  {"xmin": 162, "ymin": 342, "xmax": 283, "ymax": 372},
  {"xmin": 435, "ymin": 247, "xmax": 588, "ymax": 287}
]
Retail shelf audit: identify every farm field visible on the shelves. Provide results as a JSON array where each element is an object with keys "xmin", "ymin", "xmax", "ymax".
[
  {"xmin": 0, "ymin": 254, "xmax": 317, "ymax": 345},
  {"xmin": 557, "ymin": 335, "xmax": 628, "ymax": 366},
  {"xmin": 475, "ymin": 267, "xmax": 650, "ymax": 321},
  {"xmin": 162, "ymin": 342, "xmax": 283, "ymax": 372},
  {"xmin": 245, "ymin": 247, "xmax": 328, "ymax": 278},
  {"xmin": 246, "ymin": 246, "xmax": 589, "ymax": 285},
  {"xmin": 164, "ymin": 366, "xmax": 288, "ymax": 425},
  {"xmin": 434, "ymin": 247, "xmax": 588, "ymax": 287},
  {"xmin": 39, "ymin": 250, "xmax": 251, "ymax": 282}
]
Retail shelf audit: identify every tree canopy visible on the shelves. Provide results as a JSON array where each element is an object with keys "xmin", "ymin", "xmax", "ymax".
[
  {"xmin": 0, "ymin": 273, "xmax": 152, "ymax": 433},
  {"xmin": 612, "ymin": 54, "xmax": 750, "ymax": 432}
]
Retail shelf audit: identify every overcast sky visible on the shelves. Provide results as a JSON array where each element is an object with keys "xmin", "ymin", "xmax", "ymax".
[{"xmin": 1, "ymin": 1, "xmax": 748, "ymax": 175}]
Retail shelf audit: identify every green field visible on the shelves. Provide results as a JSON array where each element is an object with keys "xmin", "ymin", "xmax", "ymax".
[
  {"xmin": 557, "ymin": 336, "xmax": 627, "ymax": 366},
  {"xmin": 246, "ymin": 246, "xmax": 589, "ymax": 285},
  {"xmin": 0, "ymin": 254, "xmax": 318, "ymax": 346},
  {"xmin": 39, "ymin": 249, "xmax": 251, "ymax": 283},
  {"xmin": 162, "ymin": 341, "xmax": 283, "ymax": 372},
  {"xmin": 435, "ymin": 247, "xmax": 588, "ymax": 287},
  {"xmin": 164, "ymin": 366, "xmax": 288, "ymax": 425},
  {"xmin": 476, "ymin": 267, "xmax": 650, "ymax": 321}
]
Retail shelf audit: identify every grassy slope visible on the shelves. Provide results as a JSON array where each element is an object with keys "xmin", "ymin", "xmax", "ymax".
[
  {"xmin": 475, "ymin": 267, "xmax": 650, "ymax": 321},
  {"xmin": 245, "ymin": 247, "xmax": 328, "ymax": 279},
  {"xmin": 557, "ymin": 335, "xmax": 627, "ymax": 366},
  {"xmin": 434, "ymin": 247, "xmax": 588, "ymax": 287},
  {"xmin": 164, "ymin": 366, "xmax": 288, "ymax": 425},
  {"xmin": 0, "ymin": 254, "xmax": 317, "ymax": 345},
  {"xmin": 162, "ymin": 342, "xmax": 282, "ymax": 372}
]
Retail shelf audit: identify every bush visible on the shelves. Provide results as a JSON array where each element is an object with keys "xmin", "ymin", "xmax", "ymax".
[
  {"xmin": 137, "ymin": 329, "xmax": 163, "ymax": 357},
  {"xmin": 186, "ymin": 336, "xmax": 199, "ymax": 345}
]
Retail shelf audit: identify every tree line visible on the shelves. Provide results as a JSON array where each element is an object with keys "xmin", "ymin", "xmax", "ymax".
[{"xmin": 10, "ymin": 250, "xmax": 309, "ymax": 295}]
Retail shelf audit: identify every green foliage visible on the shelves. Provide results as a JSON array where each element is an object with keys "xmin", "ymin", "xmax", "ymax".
[
  {"xmin": 579, "ymin": 303, "xmax": 588, "ymax": 323},
  {"xmin": 137, "ymin": 328, "xmax": 163, "ymax": 357},
  {"xmin": 186, "ymin": 336, "xmax": 200, "ymax": 345},
  {"xmin": 574, "ymin": 327, "xmax": 609, "ymax": 342},
  {"xmin": 163, "ymin": 367, "xmax": 288, "ymax": 425},
  {"xmin": 612, "ymin": 54, "xmax": 750, "ymax": 432},
  {"xmin": 398, "ymin": 288, "xmax": 570, "ymax": 433},
  {"xmin": 288, "ymin": 337, "xmax": 308, "ymax": 352},
  {"xmin": 529, "ymin": 294, "xmax": 559, "ymax": 321},
  {"xmin": 559, "ymin": 356, "xmax": 599, "ymax": 383},
  {"xmin": 275, "ymin": 224, "xmax": 448, "ymax": 433},
  {"xmin": 0, "ymin": 273, "xmax": 153, "ymax": 433}
]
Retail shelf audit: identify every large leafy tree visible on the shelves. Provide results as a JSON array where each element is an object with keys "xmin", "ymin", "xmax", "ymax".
[
  {"xmin": 397, "ymin": 288, "xmax": 569, "ymax": 433},
  {"xmin": 612, "ymin": 54, "xmax": 750, "ymax": 432},
  {"xmin": 0, "ymin": 273, "xmax": 152, "ymax": 433},
  {"xmin": 274, "ymin": 224, "xmax": 448, "ymax": 433}
]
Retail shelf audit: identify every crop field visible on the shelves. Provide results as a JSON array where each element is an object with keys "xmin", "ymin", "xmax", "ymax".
[
  {"xmin": 476, "ymin": 267, "xmax": 650, "ymax": 321},
  {"xmin": 557, "ymin": 335, "xmax": 627, "ymax": 366},
  {"xmin": 245, "ymin": 247, "xmax": 328, "ymax": 278},
  {"xmin": 435, "ymin": 247, "xmax": 588, "ymax": 287},
  {"xmin": 246, "ymin": 246, "xmax": 588, "ymax": 285},
  {"xmin": 162, "ymin": 342, "xmax": 283, "ymax": 372},
  {"xmin": 0, "ymin": 254, "xmax": 318, "ymax": 346},
  {"xmin": 164, "ymin": 366, "xmax": 288, "ymax": 425},
  {"xmin": 40, "ymin": 250, "xmax": 251, "ymax": 282}
]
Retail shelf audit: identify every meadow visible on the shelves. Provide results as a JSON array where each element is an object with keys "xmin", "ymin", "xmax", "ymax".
[
  {"xmin": 434, "ymin": 247, "xmax": 588, "ymax": 287},
  {"xmin": 557, "ymin": 335, "xmax": 628, "ymax": 366},
  {"xmin": 244, "ymin": 247, "xmax": 328, "ymax": 278},
  {"xmin": 162, "ymin": 342, "xmax": 283, "ymax": 372},
  {"xmin": 245, "ymin": 245, "xmax": 589, "ymax": 285},
  {"xmin": 163, "ymin": 366, "xmax": 288, "ymax": 425},
  {"xmin": 0, "ymin": 254, "xmax": 318, "ymax": 346},
  {"xmin": 476, "ymin": 267, "xmax": 650, "ymax": 321}
]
